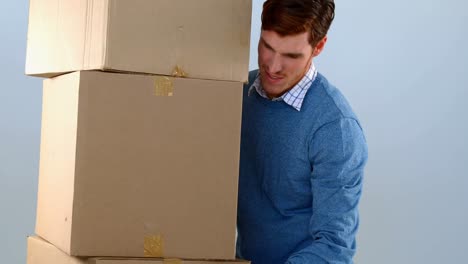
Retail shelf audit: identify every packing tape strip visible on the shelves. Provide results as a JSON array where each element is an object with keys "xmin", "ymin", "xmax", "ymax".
[
  {"xmin": 163, "ymin": 259, "xmax": 182, "ymax": 264},
  {"xmin": 143, "ymin": 234, "xmax": 164, "ymax": 257},
  {"xmin": 172, "ymin": 65, "xmax": 187, "ymax": 78},
  {"xmin": 154, "ymin": 77, "xmax": 174, "ymax": 96}
]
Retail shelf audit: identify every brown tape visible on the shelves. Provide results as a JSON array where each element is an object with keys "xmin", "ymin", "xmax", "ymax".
[
  {"xmin": 154, "ymin": 77, "xmax": 174, "ymax": 96},
  {"xmin": 172, "ymin": 65, "xmax": 187, "ymax": 78},
  {"xmin": 163, "ymin": 259, "xmax": 182, "ymax": 264},
  {"xmin": 144, "ymin": 234, "xmax": 164, "ymax": 257}
]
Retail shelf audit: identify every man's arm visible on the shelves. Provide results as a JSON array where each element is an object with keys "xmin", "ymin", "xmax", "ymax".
[{"xmin": 286, "ymin": 117, "xmax": 368, "ymax": 264}]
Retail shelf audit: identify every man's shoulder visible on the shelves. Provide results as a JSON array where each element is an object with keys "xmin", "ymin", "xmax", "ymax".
[
  {"xmin": 306, "ymin": 73, "xmax": 359, "ymax": 121},
  {"xmin": 242, "ymin": 69, "xmax": 259, "ymax": 93},
  {"xmin": 248, "ymin": 69, "xmax": 259, "ymax": 84}
]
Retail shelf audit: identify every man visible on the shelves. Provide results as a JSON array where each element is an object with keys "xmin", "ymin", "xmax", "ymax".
[{"xmin": 236, "ymin": 1, "xmax": 368, "ymax": 263}]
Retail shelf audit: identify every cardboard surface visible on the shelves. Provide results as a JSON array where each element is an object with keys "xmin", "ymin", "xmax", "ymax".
[
  {"xmin": 25, "ymin": 0, "xmax": 252, "ymax": 82},
  {"xmin": 35, "ymin": 71, "xmax": 243, "ymax": 259},
  {"xmin": 27, "ymin": 236, "xmax": 250, "ymax": 264}
]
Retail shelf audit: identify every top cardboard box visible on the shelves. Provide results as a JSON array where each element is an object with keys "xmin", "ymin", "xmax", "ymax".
[{"xmin": 25, "ymin": 0, "xmax": 252, "ymax": 82}]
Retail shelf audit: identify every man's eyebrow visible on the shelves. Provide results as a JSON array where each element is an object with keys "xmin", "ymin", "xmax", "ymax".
[
  {"xmin": 283, "ymin": 52, "xmax": 303, "ymax": 58},
  {"xmin": 261, "ymin": 36, "xmax": 304, "ymax": 58},
  {"xmin": 260, "ymin": 37, "xmax": 274, "ymax": 51}
]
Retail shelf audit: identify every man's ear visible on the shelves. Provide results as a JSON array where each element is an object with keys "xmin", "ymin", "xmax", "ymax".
[{"xmin": 312, "ymin": 36, "xmax": 328, "ymax": 57}]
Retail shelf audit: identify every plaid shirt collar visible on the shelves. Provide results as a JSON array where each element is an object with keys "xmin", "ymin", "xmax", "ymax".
[{"xmin": 248, "ymin": 63, "xmax": 317, "ymax": 111}]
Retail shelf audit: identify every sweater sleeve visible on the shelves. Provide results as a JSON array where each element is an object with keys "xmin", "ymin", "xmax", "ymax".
[{"xmin": 286, "ymin": 117, "xmax": 368, "ymax": 264}]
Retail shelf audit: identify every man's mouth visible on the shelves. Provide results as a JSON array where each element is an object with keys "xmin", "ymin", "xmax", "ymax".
[{"xmin": 264, "ymin": 71, "xmax": 284, "ymax": 83}]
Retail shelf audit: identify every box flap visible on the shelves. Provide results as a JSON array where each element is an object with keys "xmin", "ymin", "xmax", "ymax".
[{"xmin": 84, "ymin": 0, "xmax": 109, "ymax": 70}]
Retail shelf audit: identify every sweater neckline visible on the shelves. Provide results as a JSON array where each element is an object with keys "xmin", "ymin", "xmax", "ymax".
[{"xmin": 250, "ymin": 73, "xmax": 324, "ymax": 111}]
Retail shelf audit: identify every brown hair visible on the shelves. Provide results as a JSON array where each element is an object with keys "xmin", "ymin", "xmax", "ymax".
[{"xmin": 261, "ymin": 0, "xmax": 335, "ymax": 47}]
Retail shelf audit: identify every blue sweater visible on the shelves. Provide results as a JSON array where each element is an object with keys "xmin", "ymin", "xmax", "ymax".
[{"xmin": 236, "ymin": 70, "xmax": 368, "ymax": 264}]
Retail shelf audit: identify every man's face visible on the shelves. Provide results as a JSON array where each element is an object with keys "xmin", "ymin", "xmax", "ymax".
[{"xmin": 258, "ymin": 30, "xmax": 314, "ymax": 99}]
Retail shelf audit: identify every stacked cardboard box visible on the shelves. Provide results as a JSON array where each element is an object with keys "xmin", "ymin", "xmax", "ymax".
[
  {"xmin": 27, "ymin": 236, "xmax": 250, "ymax": 264},
  {"xmin": 25, "ymin": 0, "xmax": 252, "ymax": 263}
]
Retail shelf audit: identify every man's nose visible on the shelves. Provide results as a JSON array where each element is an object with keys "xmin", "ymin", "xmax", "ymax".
[{"xmin": 268, "ymin": 54, "xmax": 282, "ymax": 73}]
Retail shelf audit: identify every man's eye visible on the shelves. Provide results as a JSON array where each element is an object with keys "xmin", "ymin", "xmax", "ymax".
[
  {"xmin": 264, "ymin": 44, "xmax": 273, "ymax": 50},
  {"xmin": 287, "ymin": 55, "xmax": 300, "ymax": 59}
]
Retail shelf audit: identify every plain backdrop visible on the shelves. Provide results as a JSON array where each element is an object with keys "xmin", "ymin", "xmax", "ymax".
[{"xmin": 1, "ymin": 1, "xmax": 467, "ymax": 263}]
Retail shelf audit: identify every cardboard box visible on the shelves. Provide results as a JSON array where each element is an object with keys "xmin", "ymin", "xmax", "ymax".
[
  {"xmin": 27, "ymin": 236, "xmax": 250, "ymax": 264},
  {"xmin": 25, "ymin": 0, "xmax": 251, "ymax": 82},
  {"xmin": 36, "ymin": 71, "xmax": 243, "ymax": 259}
]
